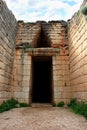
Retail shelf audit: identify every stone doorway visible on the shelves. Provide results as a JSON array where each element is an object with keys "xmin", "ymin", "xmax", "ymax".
[{"xmin": 31, "ymin": 56, "xmax": 53, "ymax": 103}]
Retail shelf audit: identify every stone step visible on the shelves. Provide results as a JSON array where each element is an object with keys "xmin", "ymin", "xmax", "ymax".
[{"xmin": 32, "ymin": 103, "xmax": 52, "ymax": 108}]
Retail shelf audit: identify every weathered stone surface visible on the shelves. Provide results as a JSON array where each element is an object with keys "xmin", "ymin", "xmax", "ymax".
[
  {"xmin": 16, "ymin": 21, "xmax": 67, "ymax": 48},
  {"xmin": 68, "ymin": 0, "xmax": 87, "ymax": 101},
  {"xmin": 0, "ymin": 0, "xmax": 17, "ymax": 101}
]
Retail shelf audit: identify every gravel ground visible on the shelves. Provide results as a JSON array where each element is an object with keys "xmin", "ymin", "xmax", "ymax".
[{"xmin": 0, "ymin": 107, "xmax": 87, "ymax": 130}]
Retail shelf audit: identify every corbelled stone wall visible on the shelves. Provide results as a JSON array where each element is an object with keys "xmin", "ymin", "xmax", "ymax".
[
  {"xmin": 16, "ymin": 21, "xmax": 41, "ymax": 47},
  {"xmin": 0, "ymin": 0, "xmax": 17, "ymax": 102},
  {"xmin": 68, "ymin": 0, "xmax": 87, "ymax": 101},
  {"xmin": 13, "ymin": 21, "xmax": 70, "ymax": 104},
  {"xmin": 16, "ymin": 21, "xmax": 67, "ymax": 48}
]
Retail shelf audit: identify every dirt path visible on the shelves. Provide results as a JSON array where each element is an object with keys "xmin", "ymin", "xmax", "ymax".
[{"xmin": 0, "ymin": 107, "xmax": 87, "ymax": 130}]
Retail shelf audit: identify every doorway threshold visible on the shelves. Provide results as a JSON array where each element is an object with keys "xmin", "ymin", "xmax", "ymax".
[{"xmin": 32, "ymin": 103, "xmax": 52, "ymax": 108}]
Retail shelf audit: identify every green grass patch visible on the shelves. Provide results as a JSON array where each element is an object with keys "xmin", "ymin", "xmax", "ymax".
[
  {"xmin": 81, "ymin": 6, "xmax": 87, "ymax": 15},
  {"xmin": 68, "ymin": 98, "xmax": 87, "ymax": 119},
  {"xmin": 0, "ymin": 98, "xmax": 29, "ymax": 113},
  {"xmin": 52, "ymin": 102, "xmax": 56, "ymax": 107},
  {"xmin": 19, "ymin": 103, "xmax": 29, "ymax": 107},
  {"xmin": 57, "ymin": 101, "xmax": 65, "ymax": 107}
]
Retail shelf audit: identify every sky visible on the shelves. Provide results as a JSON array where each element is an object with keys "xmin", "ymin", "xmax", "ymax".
[{"xmin": 5, "ymin": 0, "xmax": 83, "ymax": 22}]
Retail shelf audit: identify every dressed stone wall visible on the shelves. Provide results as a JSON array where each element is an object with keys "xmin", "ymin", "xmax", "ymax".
[
  {"xmin": 68, "ymin": 0, "xmax": 87, "ymax": 101},
  {"xmin": 13, "ymin": 21, "xmax": 70, "ymax": 104},
  {"xmin": 0, "ymin": 0, "xmax": 17, "ymax": 102}
]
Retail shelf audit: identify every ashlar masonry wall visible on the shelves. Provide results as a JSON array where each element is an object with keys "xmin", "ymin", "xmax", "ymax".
[
  {"xmin": 16, "ymin": 21, "xmax": 67, "ymax": 48},
  {"xmin": 13, "ymin": 21, "xmax": 70, "ymax": 104},
  {"xmin": 68, "ymin": 1, "xmax": 87, "ymax": 101},
  {"xmin": 12, "ymin": 48, "xmax": 32, "ymax": 103},
  {"xmin": 0, "ymin": 0, "xmax": 17, "ymax": 102},
  {"xmin": 53, "ymin": 53, "xmax": 70, "ymax": 104}
]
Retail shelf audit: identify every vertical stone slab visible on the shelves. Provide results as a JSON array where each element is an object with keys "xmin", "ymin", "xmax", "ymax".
[
  {"xmin": 53, "ymin": 54, "xmax": 70, "ymax": 104},
  {"xmin": 22, "ymin": 54, "xmax": 32, "ymax": 103},
  {"xmin": 13, "ymin": 49, "xmax": 32, "ymax": 103}
]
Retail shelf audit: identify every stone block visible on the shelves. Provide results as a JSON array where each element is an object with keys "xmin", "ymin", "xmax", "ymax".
[
  {"xmin": 22, "ymin": 87, "xmax": 29, "ymax": 92},
  {"xmin": 14, "ymin": 92, "xmax": 29, "ymax": 99}
]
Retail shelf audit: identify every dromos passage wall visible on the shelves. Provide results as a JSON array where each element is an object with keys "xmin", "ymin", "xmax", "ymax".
[{"xmin": 0, "ymin": 0, "xmax": 17, "ymax": 102}]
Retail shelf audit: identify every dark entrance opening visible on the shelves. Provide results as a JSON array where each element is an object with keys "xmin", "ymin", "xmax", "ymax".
[{"xmin": 32, "ymin": 56, "xmax": 52, "ymax": 103}]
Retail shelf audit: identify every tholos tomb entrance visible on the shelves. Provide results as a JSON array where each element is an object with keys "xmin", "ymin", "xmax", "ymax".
[{"xmin": 32, "ymin": 56, "xmax": 53, "ymax": 103}]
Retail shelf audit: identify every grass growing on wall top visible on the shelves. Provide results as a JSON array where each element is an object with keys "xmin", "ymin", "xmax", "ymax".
[
  {"xmin": 81, "ymin": 6, "xmax": 87, "ymax": 15},
  {"xmin": 81, "ymin": 6, "xmax": 87, "ymax": 21}
]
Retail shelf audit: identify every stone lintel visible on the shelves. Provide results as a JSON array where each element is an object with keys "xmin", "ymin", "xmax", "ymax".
[{"xmin": 16, "ymin": 47, "xmax": 60, "ymax": 56}]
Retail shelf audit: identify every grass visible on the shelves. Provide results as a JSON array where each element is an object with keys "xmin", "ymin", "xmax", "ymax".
[
  {"xmin": 57, "ymin": 101, "xmax": 65, "ymax": 107},
  {"xmin": 19, "ymin": 103, "xmax": 29, "ymax": 107},
  {"xmin": 0, "ymin": 98, "xmax": 29, "ymax": 113},
  {"xmin": 52, "ymin": 101, "xmax": 65, "ymax": 107},
  {"xmin": 52, "ymin": 102, "xmax": 56, "ymax": 107},
  {"xmin": 81, "ymin": 6, "xmax": 87, "ymax": 15},
  {"xmin": 68, "ymin": 98, "xmax": 87, "ymax": 119}
]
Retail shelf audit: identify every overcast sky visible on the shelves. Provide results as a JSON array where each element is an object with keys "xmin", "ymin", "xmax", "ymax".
[{"xmin": 5, "ymin": 0, "xmax": 83, "ymax": 22}]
